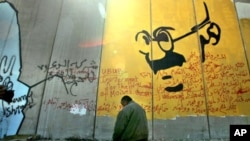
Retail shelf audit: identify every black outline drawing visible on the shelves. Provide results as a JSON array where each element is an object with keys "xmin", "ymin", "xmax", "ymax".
[
  {"xmin": 0, "ymin": 1, "xmax": 69, "ymax": 136},
  {"xmin": 135, "ymin": 2, "xmax": 221, "ymax": 92}
]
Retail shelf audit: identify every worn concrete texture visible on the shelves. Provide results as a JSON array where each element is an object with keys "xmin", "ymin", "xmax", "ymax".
[{"xmin": 0, "ymin": 0, "xmax": 250, "ymax": 141}]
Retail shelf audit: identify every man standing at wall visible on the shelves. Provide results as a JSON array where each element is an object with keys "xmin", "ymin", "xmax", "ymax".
[{"xmin": 112, "ymin": 95, "xmax": 148, "ymax": 141}]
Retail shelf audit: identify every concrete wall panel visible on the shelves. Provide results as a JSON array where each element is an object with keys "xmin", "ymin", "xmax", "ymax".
[
  {"xmin": 0, "ymin": 0, "xmax": 250, "ymax": 140},
  {"xmin": 34, "ymin": 0, "xmax": 105, "ymax": 139},
  {"xmin": 9, "ymin": 0, "xmax": 64, "ymax": 135}
]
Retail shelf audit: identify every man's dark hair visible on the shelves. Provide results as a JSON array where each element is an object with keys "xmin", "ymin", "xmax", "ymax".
[{"xmin": 121, "ymin": 95, "xmax": 132, "ymax": 102}]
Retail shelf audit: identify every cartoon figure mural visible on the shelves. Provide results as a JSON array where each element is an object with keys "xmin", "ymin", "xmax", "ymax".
[
  {"xmin": 96, "ymin": 0, "xmax": 250, "ymax": 120},
  {"xmin": 0, "ymin": 2, "xmax": 29, "ymax": 137},
  {"xmin": 0, "ymin": 0, "xmax": 101, "ymax": 138},
  {"xmin": 0, "ymin": 1, "xmax": 71, "ymax": 137},
  {"xmin": 135, "ymin": 2, "xmax": 221, "ymax": 92}
]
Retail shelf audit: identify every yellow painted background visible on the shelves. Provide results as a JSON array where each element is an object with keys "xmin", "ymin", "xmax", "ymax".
[
  {"xmin": 240, "ymin": 18, "xmax": 250, "ymax": 70},
  {"xmin": 96, "ymin": 0, "xmax": 152, "ymax": 118},
  {"xmin": 97, "ymin": 0, "xmax": 250, "ymax": 119}
]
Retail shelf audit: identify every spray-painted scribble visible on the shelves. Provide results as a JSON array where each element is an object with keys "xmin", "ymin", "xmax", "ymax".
[
  {"xmin": 37, "ymin": 59, "xmax": 98, "ymax": 96},
  {"xmin": 0, "ymin": 1, "xmax": 90, "ymax": 137},
  {"xmin": 0, "ymin": 1, "xmax": 99, "ymax": 137},
  {"xmin": 43, "ymin": 97, "xmax": 96, "ymax": 114}
]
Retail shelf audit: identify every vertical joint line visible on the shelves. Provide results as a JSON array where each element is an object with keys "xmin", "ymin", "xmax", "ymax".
[
  {"xmin": 192, "ymin": 0, "xmax": 211, "ymax": 139},
  {"xmin": 34, "ymin": 0, "xmax": 64, "ymax": 136},
  {"xmin": 233, "ymin": 1, "xmax": 250, "ymax": 75},
  {"xmin": 93, "ymin": 0, "xmax": 108, "ymax": 139},
  {"xmin": 149, "ymin": 0, "xmax": 154, "ymax": 140}
]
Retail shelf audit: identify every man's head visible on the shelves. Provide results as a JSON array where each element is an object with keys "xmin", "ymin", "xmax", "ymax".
[{"xmin": 121, "ymin": 95, "xmax": 132, "ymax": 107}]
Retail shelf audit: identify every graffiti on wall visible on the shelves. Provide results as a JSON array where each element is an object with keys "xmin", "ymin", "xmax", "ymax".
[
  {"xmin": 0, "ymin": 1, "xmax": 99, "ymax": 138},
  {"xmin": 0, "ymin": 0, "xmax": 250, "ymax": 139},
  {"xmin": 0, "ymin": 1, "xmax": 30, "ymax": 137},
  {"xmin": 135, "ymin": 2, "xmax": 221, "ymax": 92},
  {"xmin": 97, "ymin": 0, "xmax": 250, "ymax": 119},
  {"xmin": 37, "ymin": 59, "xmax": 98, "ymax": 96}
]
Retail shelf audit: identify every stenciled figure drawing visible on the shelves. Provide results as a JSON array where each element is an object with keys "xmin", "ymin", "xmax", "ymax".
[
  {"xmin": 135, "ymin": 2, "xmax": 221, "ymax": 92},
  {"xmin": 0, "ymin": 1, "xmax": 68, "ymax": 138}
]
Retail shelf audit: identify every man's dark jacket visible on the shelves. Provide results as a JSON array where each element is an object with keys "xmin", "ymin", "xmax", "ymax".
[{"xmin": 113, "ymin": 101, "xmax": 148, "ymax": 141}]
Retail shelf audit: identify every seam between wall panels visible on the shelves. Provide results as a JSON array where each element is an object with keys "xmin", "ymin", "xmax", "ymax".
[
  {"xmin": 34, "ymin": 0, "xmax": 65, "ymax": 136},
  {"xmin": 149, "ymin": 0, "xmax": 154, "ymax": 140},
  {"xmin": 192, "ymin": 0, "xmax": 211, "ymax": 139},
  {"xmin": 93, "ymin": 0, "xmax": 108, "ymax": 139},
  {"xmin": 233, "ymin": 2, "xmax": 250, "ymax": 75}
]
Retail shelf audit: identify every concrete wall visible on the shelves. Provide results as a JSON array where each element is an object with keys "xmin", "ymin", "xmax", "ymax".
[{"xmin": 0, "ymin": 0, "xmax": 250, "ymax": 140}]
